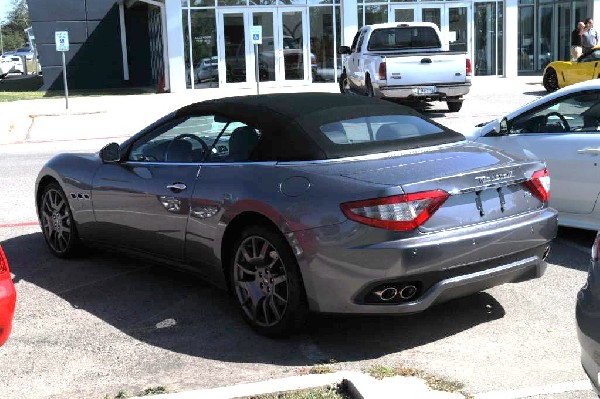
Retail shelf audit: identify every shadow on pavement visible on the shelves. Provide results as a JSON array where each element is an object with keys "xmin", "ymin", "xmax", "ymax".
[
  {"xmin": 549, "ymin": 227, "xmax": 597, "ymax": 272},
  {"xmin": 5, "ymin": 232, "xmax": 505, "ymax": 365}
]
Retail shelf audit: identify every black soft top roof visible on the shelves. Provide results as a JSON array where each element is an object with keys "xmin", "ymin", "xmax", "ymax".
[{"xmin": 176, "ymin": 92, "xmax": 464, "ymax": 161}]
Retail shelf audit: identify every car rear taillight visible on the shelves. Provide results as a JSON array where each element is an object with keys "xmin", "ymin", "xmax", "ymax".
[
  {"xmin": 466, "ymin": 58, "xmax": 472, "ymax": 76},
  {"xmin": 525, "ymin": 168, "xmax": 550, "ymax": 202},
  {"xmin": 592, "ymin": 232, "xmax": 600, "ymax": 261},
  {"xmin": 340, "ymin": 190, "xmax": 449, "ymax": 231},
  {"xmin": 378, "ymin": 62, "xmax": 387, "ymax": 80},
  {"xmin": 0, "ymin": 245, "xmax": 10, "ymax": 278}
]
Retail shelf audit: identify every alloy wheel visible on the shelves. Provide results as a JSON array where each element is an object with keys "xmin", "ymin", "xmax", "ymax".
[
  {"xmin": 40, "ymin": 187, "xmax": 73, "ymax": 255},
  {"xmin": 233, "ymin": 235, "xmax": 289, "ymax": 327}
]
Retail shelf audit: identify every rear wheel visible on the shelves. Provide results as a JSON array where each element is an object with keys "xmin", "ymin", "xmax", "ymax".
[
  {"xmin": 230, "ymin": 226, "xmax": 307, "ymax": 337},
  {"xmin": 339, "ymin": 72, "xmax": 351, "ymax": 94},
  {"xmin": 365, "ymin": 76, "xmax": 375, "ymax": 97},
  {"xmin": 447, "ymin": 100, "xmax": 463, "ymax": 112},
  {"xmin": 543, "ymin": 68, "xmax": 559, "ymax": 92},
  {"xmin": 38, "ymin": 183, "xmax": 82, "ymax": 258}
]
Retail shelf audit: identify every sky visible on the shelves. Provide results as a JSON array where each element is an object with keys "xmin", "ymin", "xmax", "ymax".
[{"xmin": 0, "ymin": 0, "xmax": 11, "ymax": 22}]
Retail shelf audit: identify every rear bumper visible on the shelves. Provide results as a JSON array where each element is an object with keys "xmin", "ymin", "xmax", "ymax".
[
  {"xmin": 0, "ymin": 277, "xmax": 16, "ymax": 346},
  {"xmin": 294, "ymin": 208, "xmax": 557, "ymax": 314},
  {"xmin": 576, "ymin": 259, "xmax": 600, "ymax": 395},
  {"xmin": 375, "ymin": 82, "xmax": 471, "ymax": 100}
]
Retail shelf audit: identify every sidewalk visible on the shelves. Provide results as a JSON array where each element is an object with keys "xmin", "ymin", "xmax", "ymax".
[{"xmin": 0, "ymin": 75, "xmax": 545, "ymax": 146}]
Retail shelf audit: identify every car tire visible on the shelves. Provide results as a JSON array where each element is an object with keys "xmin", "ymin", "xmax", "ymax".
[
  {"xmin": 339, "ymin": 71, "xmax": 351, "ymax": 94},
  {"xmin": 543, "ymin": 68, "xmax": 559, "ymax": 92},
  {"xmin": 447, "ymin": 101, "xmax": 463, "ymax": 112},
  {"xmin": 38, "ymin": 182, "xmax": 82, "ymax": 258},
  {"xmin": 365, "ymin": 76, "xmax": 375, "ymax": 97},
  {"xmin": 229, "ymin": 225, "xmax": 307, "ymax": 337}
]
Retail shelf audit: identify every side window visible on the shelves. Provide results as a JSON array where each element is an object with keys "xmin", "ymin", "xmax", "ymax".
[
  {"xmin": 128, "ymin": 115, "xmax": 221, "ymax": 163},
  {"xmin": 209, "ymin": 122, "xmax": 261, "ymax": 163},
  {"xmin": 350, "ymin": 31, "xmax": 361, "ymax": 53},
  {"xmin": 355, "ymin": 31, "xmax": 367, "ymax": 53},
  {"xmin": 510, "ymin": 93, "xmax": 600, "ymax": 134}
]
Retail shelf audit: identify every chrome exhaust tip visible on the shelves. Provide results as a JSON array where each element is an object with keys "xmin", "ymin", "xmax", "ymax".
[
  {"xmin": 399, "ymin": 285, "xmax": 418, "ymax": 300},
  {"xmin": 373, "ymin": 287, "xmax": 398, "ymax": 302},
  {"xmin": 542, "ymin": 246, "xmax": 551, "ymax": 260}
]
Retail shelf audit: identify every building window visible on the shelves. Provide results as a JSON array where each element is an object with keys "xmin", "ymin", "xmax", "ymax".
[{"xmin": 475, "ymin": 2, "xmax": 502, "ymax": 76}]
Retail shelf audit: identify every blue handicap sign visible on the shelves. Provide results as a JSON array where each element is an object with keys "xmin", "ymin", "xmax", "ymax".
[{"xmin": 253, "ymin": 34, "xmax": 259, "ymax": 40}]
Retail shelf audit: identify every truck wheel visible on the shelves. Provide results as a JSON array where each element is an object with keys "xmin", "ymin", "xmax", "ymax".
[
  {"xmin": 543, "ymin": 68, "xmax": 559, "ymax": 92},
  {"xmin": 365, "ymin": 77, "xmax": 375, "ymax": 97},
  {"xmin": 447, "ymin": 101, "xmax": 463, "ymax": 112},
  {"xmin": 339, "ymin": 72, "xmax": 351, "ymax": 94}
]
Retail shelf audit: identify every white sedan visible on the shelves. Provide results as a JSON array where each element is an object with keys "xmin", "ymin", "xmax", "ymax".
[{"xmin": 464, "ymin": 80, "xmax": 600, "ymax": 231}]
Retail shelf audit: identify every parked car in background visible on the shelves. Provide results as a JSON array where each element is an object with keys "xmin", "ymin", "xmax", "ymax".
[
  {"xmin": 0, "ymin": 57, "xmax": 14, "ymax": 78},
  {"xmin": 195, "ymin": 56, "xmax": 218, "ymax": 83},
  {"xmin": 15, "ymin": 46, "xmax": 35, "ymax": 60},
  {"xmin": 36, "ymin": 93, "xmax": 557, "ymax": 337},
  {"xmin": 465, "ymin": 80, "xmax": 600, "ymax": 231},
  {"xmin": 543, "ymin": 45, "xmax": 600, "ymax": 92},
  {"xmin": 0, "ymin": 244, "xmax": 16, "ymax": 346},
  {"xmin": 0, "ymin": 54, "xmax": 24, "ymax": 74},
  {"xmin": 338, "ymin": 22, "xmax": 471, "ymax": 112},
  {"xmin": 576, "ymin": 230, "xmax": 600, "ymax": 396}
]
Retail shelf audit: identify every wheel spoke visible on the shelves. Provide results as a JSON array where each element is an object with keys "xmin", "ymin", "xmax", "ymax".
[
  {"xmin": 268, "ymin": 295, "xmax": 282, "ymax": 321},
  {"xmin": 272, "ymin": 275, "xmax": 287, "ymax": 286},
  {"xmin": 241, "ymin": 246, "xmax": 252, "ymax": 263},
  {"xmin": 261, "ymin": 297, "xmax": 271, "ymax": 325},
  {"xmin": 235, "ymin": 262, "xmax": 256, "ymax": 276},
  {"xmin": 258, "ymin": 240, "xmax": 270, "ymax": 261}
]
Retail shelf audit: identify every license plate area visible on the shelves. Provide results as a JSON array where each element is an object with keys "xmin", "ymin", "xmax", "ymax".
[{"xmin": 413, "ymin": 86, "xmax": 436, "ymax": 95}]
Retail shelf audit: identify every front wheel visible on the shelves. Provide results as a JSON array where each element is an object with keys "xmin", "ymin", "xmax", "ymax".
[
  {"xmin": 543, "ymin": 68, "xmax": 559, "ymax": 92},
  {"xmin": 230, "ymin": 226, "xmax": 307, "ymax": 337},
  {"xmin": 365, "ymin": 77, "xmax": 375, "ymax": 97},
  {"xmin": 339, "ymin": 72, "xmax": 351, "ymax": 94},
  {"xmin": 38, "ymin": 183, "xmax": 82, "ymax": 258}
]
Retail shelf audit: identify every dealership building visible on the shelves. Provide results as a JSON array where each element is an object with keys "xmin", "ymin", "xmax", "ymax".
[{"xmin": 26, "ymin": 0, "xmax": 599, "ymax": 91}]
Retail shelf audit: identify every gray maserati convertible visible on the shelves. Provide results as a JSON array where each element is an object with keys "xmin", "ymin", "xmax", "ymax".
[{"xmin": 35, "ymin": 93, "xmax": 558, "ymax": 336}]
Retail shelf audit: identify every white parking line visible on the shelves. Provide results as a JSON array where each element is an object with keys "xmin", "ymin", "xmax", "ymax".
[{"xmin": 474, "ymin": 380, "xmax": 592, "ymax": 399}]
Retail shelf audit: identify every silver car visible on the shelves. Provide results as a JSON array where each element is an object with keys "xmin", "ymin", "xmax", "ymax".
[{"xmin": 35, "ymin": 93, "xmax": 557, "ymax": 336}]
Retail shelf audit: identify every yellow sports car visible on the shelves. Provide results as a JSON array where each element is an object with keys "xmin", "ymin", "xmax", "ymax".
[{"xmin": 543, "ymin": 45, "xmax": 600, "ymax": 92}]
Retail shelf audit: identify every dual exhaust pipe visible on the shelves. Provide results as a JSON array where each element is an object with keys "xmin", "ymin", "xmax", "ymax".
[{"xmin": 373, "ymin": 284, "xmax": 418, "ymax": 302}]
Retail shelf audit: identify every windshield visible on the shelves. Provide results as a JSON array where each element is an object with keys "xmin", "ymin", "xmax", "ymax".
[{"xmin": 367, "ymin": 27, "xmax": 441, "ymax": 51}]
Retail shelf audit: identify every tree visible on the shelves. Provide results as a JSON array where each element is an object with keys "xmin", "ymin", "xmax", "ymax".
[{"xmin": 1, "ymin": 0, "xmax": 31, "ymax": 52}]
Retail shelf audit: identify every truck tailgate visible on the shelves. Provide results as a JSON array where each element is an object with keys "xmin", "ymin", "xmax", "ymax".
[{"xmin": 383, "ymin": 53, "xmax": 467, "ymax": 85}]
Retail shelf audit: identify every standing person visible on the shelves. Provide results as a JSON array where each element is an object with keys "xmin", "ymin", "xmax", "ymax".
[
  {"xmin": 582, "ymin": 18, "xmax": 598, "ymax": 54},
  {"xmin": 571, "ymin": 21, "xmax": 585, "ymax": 60}
]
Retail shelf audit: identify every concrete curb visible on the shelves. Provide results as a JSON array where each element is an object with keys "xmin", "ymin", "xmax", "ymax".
[{"xmin": 129, "ymin": 371, "xmax": 465, "ymax": 399}]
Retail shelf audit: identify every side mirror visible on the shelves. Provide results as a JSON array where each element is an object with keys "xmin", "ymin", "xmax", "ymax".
[
  {"xmin": 337, "ymin": 46, "xmax": 351, "ymax": 55},
  {"xmin": 100, "ymin": 142, "xmax": 121, "ymax": 163}
]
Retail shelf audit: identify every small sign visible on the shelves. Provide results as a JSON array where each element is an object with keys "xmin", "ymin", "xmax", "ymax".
[
  {"xmin": 251, "ymin": 26, "xmax": 262, "ymax": 45},
  {"xmin": 55, "ymin": 31, "xmax": 69, "ymax": 52}
]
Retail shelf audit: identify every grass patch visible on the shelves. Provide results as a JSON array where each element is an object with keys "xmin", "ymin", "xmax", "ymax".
[
  {"xmin": 366, "ymin": 364, "xmax": 471, "ymax": 397},
  {"xmin": 298, "ymin": 358, "xmax": 338, "ymax": 375},
  {"xmin": 0, "ymin": 75, "xmax": 153, "ymax": 102},
  {"xmin": 103, "ymin": 386, "xmax": 168, "ymax": 398},
  {"xmin": 243, "ymin": 383, "xmax": 349, "ymax": 399}
]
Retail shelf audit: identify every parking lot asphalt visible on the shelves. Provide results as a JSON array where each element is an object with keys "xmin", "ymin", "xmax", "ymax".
[{"xmin": 2, "ymin": 75, "xmax": 596, "ymax": 399}]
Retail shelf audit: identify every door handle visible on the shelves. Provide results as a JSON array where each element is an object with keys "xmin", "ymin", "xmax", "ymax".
[
  {"xmin": 577, "ymin": 147, "xmax": 600, "ymax": 155},
  {"xmin": 167, "ymin": 183, "xmax": 187, "ymax": 191}
]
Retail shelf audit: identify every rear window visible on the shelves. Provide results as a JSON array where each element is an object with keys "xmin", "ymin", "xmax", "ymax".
[
  {"xmin": 367, "ymin": 27, "xmax": 441, "ymax": 51},
  {"xmin": 320, "ymin": 115, "xmax": 445, "ymax": 144}
]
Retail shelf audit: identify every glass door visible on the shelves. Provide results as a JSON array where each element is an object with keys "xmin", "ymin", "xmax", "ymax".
[
  {"xmin": 252, "ymin": 11, "xmax": 277, "ymax": 82},
  {"xmin": 390, "ymin": 5, "xmax": 415, "ymax": 23},
  {"xmin": 218, "ymin": 10, "xmax": 250, "ymax": 85},
  {"xmin": 421, "ymin": 5, "xmax": 443, "ymax": 30},
  {"xmin": 448, "ymin": 4, "xmax": 471, "ymax": 53},
  {"xmin": 279, "ymin": 8, "xmax": 310, "ymax": 82}
]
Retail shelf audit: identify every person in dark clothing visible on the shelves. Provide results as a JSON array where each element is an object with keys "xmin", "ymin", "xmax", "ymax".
[{"xmin": 571, "ymin": 21, "xmax": 585, "ymax": 60}]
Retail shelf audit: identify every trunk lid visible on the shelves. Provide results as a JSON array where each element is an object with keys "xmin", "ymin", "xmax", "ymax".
[{"xmin": 337, "ymin": 141, "xmax": 547, "ymax": 232}]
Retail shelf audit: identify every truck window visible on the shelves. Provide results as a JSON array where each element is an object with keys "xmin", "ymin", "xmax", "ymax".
[
  {"xmin": 350, "ymin": 31, "xmax": 361, "ymax": 52},
  {"xmin": 367, "ymin": 27, "xmax": 441, "ymax": 51},
  {"xmin": 356, "ymin": 31, "xmax": 367, "ymax": 53}
]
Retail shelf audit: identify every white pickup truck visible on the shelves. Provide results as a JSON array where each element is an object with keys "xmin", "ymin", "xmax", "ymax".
[{"xmin": 338, "ymin": 22, "xmax": 471, "ymax": 112}]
